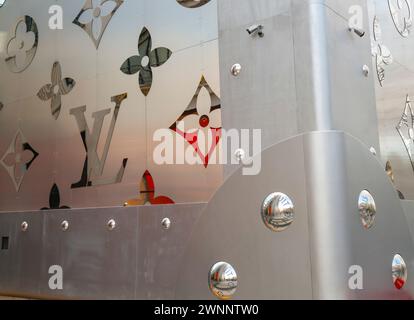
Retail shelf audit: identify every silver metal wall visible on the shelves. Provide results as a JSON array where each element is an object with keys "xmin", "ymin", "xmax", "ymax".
[
  {"xmin": 0, "ymin": 0, "xmax": 413, "ymax": 300},
  {"xmin": 368, "ymin": 0, "xmax": 414, "ymax": 200},
  {"xmin": 0, "ymin": 0, "xmax": 222, "ymax": 211}
]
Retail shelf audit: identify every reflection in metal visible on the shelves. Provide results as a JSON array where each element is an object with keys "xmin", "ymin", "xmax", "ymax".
[
  {"xmin": 61, "ymin": 220, "xmax": 69, "ymax": 232},
  {"xmin": 73, "ymin": 0, "xmax": 124, "ymax": 49},
  {"xmin": 124, "ymin": 170, "xmax": 175, "ymax": 206},
  {"xmin": 21, "ymin": 221, "xmax": 28, "ymax": 232},
  {"xmin": 388, "ymin": 0, "xmax": 412, "ymax": 37},
  {"xmin": 386, "ymin": 160, "xmax": 395, "ymax": 183},
  {"xmin": 209, "ymin": 262, "xmax": 238, "ymax": 300},
  {"xmin": 386, "ymin": 161, "xmax": 406, "ymax": 199},
  {"xmin": 230, "ymin": 63, "xmax": 242, "ymax": 76},
  {"xmin": 70, "ymin": 93, "xmax": 128, "ymax": 189},
  {"xmin": 37, "ymin": 62, "xmax": 76, "ymax": 120},
  {"xmin": 392, "ymin": 254, "xmax": 408, "ymax": 289},
  {"xmin": 107, "ymin": 219, "xmax": 116, "ymax": 231},
  {"xmin": 261, "ymin": 192, "xmax": 294, "ymax": 232},
  {"xmin": 396, "ymin": 95, "xmax": 414, "ymax": 172},
  {"xmin": 161, "ymin": 218, "xmax": 171, "ymax": 230},
  {"xmin": 41, "ymin": 184, "xmax": 70, "ymax": 210},
  {"xmin": 170, "ymin": 76, "xmax": 221, "ymax": 167},
  {"xmin": 5, "ymin": 16, "xmax": 38, "ymax": 73},
  {"xmin": 358, "ymin": 190, "xmax": 376, "ymax": 229},
  {"xmin": 0, "ymin": 130, "xmax": 39, "ymax": 192},
  {"xmin": 363, "ymin": 65, "xmax": 370, "ymax": 77},
  {"xmin": 177, "ymin": 0, "xmax": 211, "ymax": 8},
  {"xmin": 372, "ymin": 16, "xmax": 393, "ymax": 87},
  {"xmin": 121, "ymin": 27, "xmax": 172, "ymax": 96}
]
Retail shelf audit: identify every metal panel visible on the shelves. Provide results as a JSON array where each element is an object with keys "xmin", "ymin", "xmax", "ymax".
[
  {"xmin": 0, "ymin": 0, "xmax": 221, "ymax": 211},
  {"xmin": 0, "ymin": 204, "xmax": 204, "ymax": 299},
  {"xmin": 176, "ymin": 134, "xmax": 313, "ymax": 300}
]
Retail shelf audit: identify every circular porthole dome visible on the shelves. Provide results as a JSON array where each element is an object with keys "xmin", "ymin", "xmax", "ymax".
[
  {"xmin": 208, "ymin": 262, "xmax": 238, "ymax": 300},
  {"xmin": 392, "ymin": 254, "xmax": 408, "ymax": 290}
]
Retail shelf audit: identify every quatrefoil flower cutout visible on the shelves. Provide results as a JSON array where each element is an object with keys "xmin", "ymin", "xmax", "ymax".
[
  {"xmin": 0, "ymin": 130, "xmax": 39, "ymax": 192},
  {"xmin": 121, "ymin": 27, "xmax": 172, "ymax": 96},
  {"xmin": 73, "ymin": 0, "xmax": 124, "ymax": 49},
  {"xmin": 397, "ymin": 95, "xmax": 414, "ymax": 171},
  {"xmin": 37, "ymin": 62, "xmax": 76, "ymax": 120},
  {"xmin": 5, "ymin": 16, "xmax": 38, "ymax": 73},
  {"xmin": 124, "ymin": 170, "xmax": 175, "ymax": 206},
  {"xmin": 388, "ymin": 0, "xmax": 413, "ymax": 37},
  {"xmin": 177, "ymin": 0, "xmax": 211, "ymax": 8},
  {"xmin": 170, "ymin": 76, "xmax": 221, "ymax": 168}
]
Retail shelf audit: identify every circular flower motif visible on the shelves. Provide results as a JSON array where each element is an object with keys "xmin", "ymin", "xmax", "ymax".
[
  {"xmin": 121, "ymin": 27, "xmax": 172, "ymax": 96},
  {"xmin": 5, "ymin": 16, "xmax": 38, "ymax": 73},
  {"xmin": 37, "ymin": 62, "xmax": 76, "ymax": 119}
]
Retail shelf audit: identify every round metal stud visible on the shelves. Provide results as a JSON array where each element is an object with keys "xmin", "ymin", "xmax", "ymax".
[
  {"xmin": 370, "ymin": 147, "xmax": 377, "ymax": 156},
  {"xmin": 363, "ymin": 64, "xmax": 370, "ymax": 77},
  {"xmin": 358, "ymin": 190, "xmax": 376, "ymax": 229},
  {"xmin": 234, "ymin": 148, "xmax": 245, "ymax": 162},
  {"xmin": 209, "ymin": 262, "xmax": 238, "ymax": 300},
  {"xmin": 230, "ymin": 63, "xmax": 242, "ymax": 76},
  {"xmin": 61, "ymin": 220, "xmax": 69, "ymax": 232},
  {"xmin": 161, "ymin": 218, "xmax": 171, "ymax": 230},
  {"xmin": 392, "ymin": 254, "xmax": 408, "ymax": 290},
  {"xmin": 21, "ymin": 221, "xmax": 28, "ymax": 232},
  {"xmin": 107, "ymin": 219, "xmax": 116, "ymax": 231},
  {"xmin": 261, "ymin": 192, "xmax": 294, "ymax": 232}
]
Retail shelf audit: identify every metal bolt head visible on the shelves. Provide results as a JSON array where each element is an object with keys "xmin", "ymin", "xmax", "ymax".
[
  {"xmin": 162, "ymin": 218, "xmax": 171, "ymax": 230},
  {"xmin": 358, "ymin": 190, "xmax": 376, "ymax": 229},
  {"xmin": 392, "ymin": 254, "xmax": 408, "ymax": 290},
  {"xmin": 107, "ymin": 219, "xmax": 116, "ymax": 231},
  {"xmin": 234, "ymin": 148, "xmax": 245, "ymax": 162},
  {"xmin": 370, "ymin": 147, "xmax": 377, "ymax": 156},
  {"xmin": 21, "ymin": 221, "xmax": 28, "ymax": 232},
  {"xmin": 209, "ymin": 262, "xmax": 238, "ymax": 300},
  {"xmin": 61, "ymin": 220, "xmax": 69, "ymax": 232},
  {"xmin": 261, "ymin": 192, "xmax": 294, "ymax": 232},
  {"xmin": 230, "ymin": 63, "xmax": 242, "ymax": 76},
  {"xmin": 363, "ymin": 65, "xmax": 370, "ymax": 77}
]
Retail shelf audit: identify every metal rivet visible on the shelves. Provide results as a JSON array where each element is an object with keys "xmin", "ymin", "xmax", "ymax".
[
  {"xmin": 358, "ymin": 190, "xmax": 376, "ymax": 229},
  {"xmin": 209, "ymin": 262, "xmax": 238, "ymax": 300},
  {"xmin": 21, "ymin": 221, "xmax": 28, "ymax": 232},
  {"xmin": 392, "ymin": 254, "xmax": 408, "ymax": 290},
  {"xmin": 61, "ymin": 220, "xmax": 69, "ymax": 232},
  {"xmin": 363, "ymin": 65, "xmax": 370, "ymax": 77},
  {"xmin": 261, "ymin": 192, "xmax": 294, "ymax": 232},
  {"xmin": 230, "ymin": 63, "xmax": 242, "ymax": 76},
  {"xmin": 161, "ymin": 218, "xmax": 171, "ymax": 230},
  {"xmin": 107, "ymin": 219, "xmax": 116, "ymax": 231},
  {"xmin": 370, "ymin": 147, "xmax": 377, "ymax": 156},
  {"xmin": 234, "ymin": 148, "xmax": 245, "ymax": 162}
]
